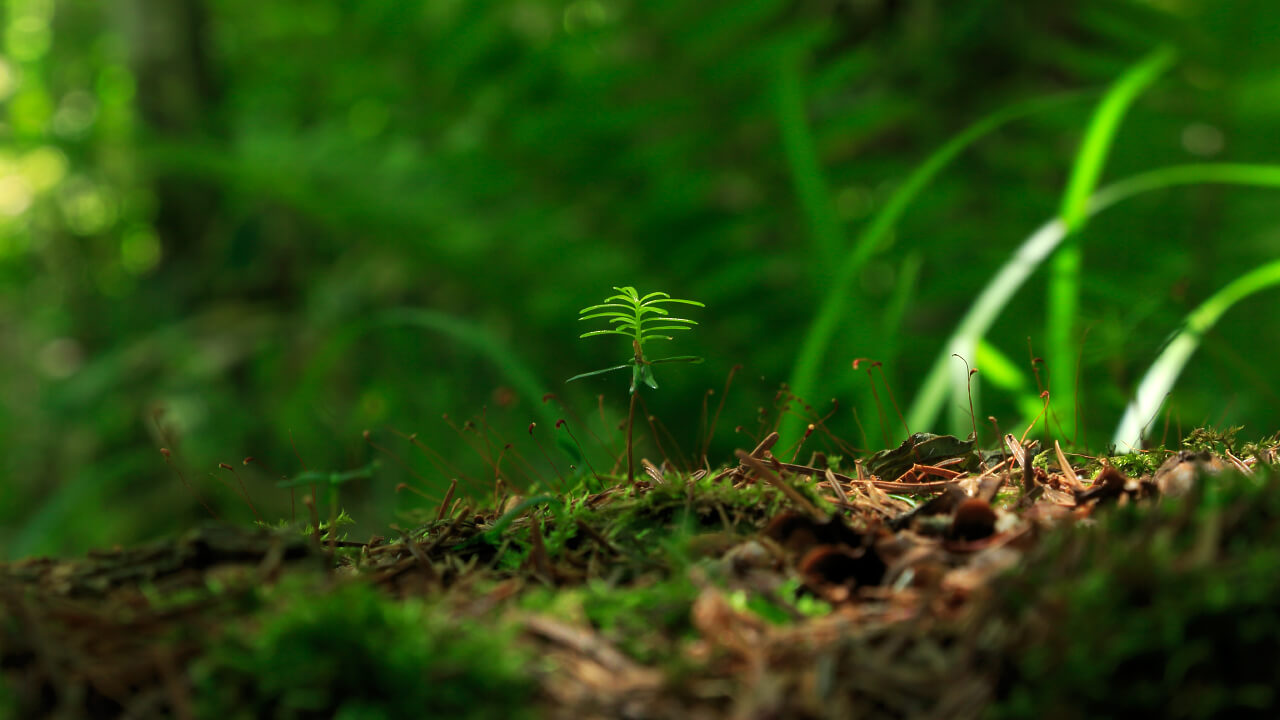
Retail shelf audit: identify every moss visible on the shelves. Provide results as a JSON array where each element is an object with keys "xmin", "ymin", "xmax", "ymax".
[
  {"xmin": 192, "ymin": 576, "xmax": 536, "ymax": 720},
  {"xmin": 984, "ymin": 466, "xmax": 1280, "ymax": 719},
  {"xmin": 1182, "ymin": 426, "xmax": 1244, "ymax": 455},
  {"xmin": 583, "ymin": 574, "xmax": 701, "ymax": 663},
  {"xmin": 1105, "ymin": 449, "xmax": 1164, "ymax": 478}
]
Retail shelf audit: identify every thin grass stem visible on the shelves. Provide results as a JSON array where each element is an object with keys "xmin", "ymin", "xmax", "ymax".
[
  {"xmin": 781, "ymin": 91, "xmax": 1083, "ymax": 446},
  {"xmin": 1048, "ymin": 46, "xmax": 1176, "ymax": 440},
  {"xmin": 1113, "ymin": 259, "xmax": 1280, "ymax": 450},
  {"xmin": 907, "ymin": 163, "xmax": 1280, "ymax": 433}
]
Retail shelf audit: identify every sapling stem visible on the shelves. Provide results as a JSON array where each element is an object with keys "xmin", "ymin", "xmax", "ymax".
[{"xmin": 627, "ymin": 391, "xmax": 637, "ymax": 483}]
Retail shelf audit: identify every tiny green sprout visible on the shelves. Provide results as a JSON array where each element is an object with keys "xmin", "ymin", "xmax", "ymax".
[
  {"xmin": 278, "ymin": 459, "xmax": 379, "ymax": 548},
  {"xmin": 567, "ymin": 286, "xmax": 705, "ymax": 393}
]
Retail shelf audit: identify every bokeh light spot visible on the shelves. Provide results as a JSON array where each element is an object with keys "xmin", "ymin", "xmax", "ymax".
[
  {"xmin": 9, "ymin": 87, "xmax": 52, "ymax": 137},
  {"xmin": 120, "ymin": 225, "xmax": 161, "ymax": 275},
  {"xmin": 1181, "ymin": 122, "xmax": 1225, "ymax": 157},
  {"xmin": 6, "ymin": 16, "xmax": 51, "ymax": 62},
  {"xmin": 20, "ymin": 146, "xmax": 67, "ymax": 192},
  {"xmin": 58, "ymin": 177, "xmax": 117, "ymax": 235},
  {"xmin": 359, "ymin": 390, "xmax": 388, "ymax": 422},
  {"xmin": 52, "ymin": 90, "xmax": 98, "ymax": 138},
  {"xmin": 0, "ymin": 174, "xmax": 34, "ymax": 217},
  {"xmin": 37, "ymin": 337, "xmax": 83, "ymax": 379},
  {"xmin": 0, "ymin": 57, "xmax": 18, "ymax": 101}
]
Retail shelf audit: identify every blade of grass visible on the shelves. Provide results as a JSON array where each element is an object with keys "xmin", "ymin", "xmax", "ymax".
[
  {"xmin": 906, "ymin": 163, "xmax": 1280, "ymax": 434},
  {"xmin": 1113, "ymin": 259, "xmax": 1280, "ymax": 451},
  {"xmin": 974, "ymin": 338, "xmax": 1045, "ymax": 424},
  {"xmin": 1048, "ymin": 46, "xmax": 1176, "ymax": 440},
  {"xmin": 373, "ymin": 307, "xmax": 558, "ymax": 429},
  {"xmin": 774, "ymin": 43, "xmax": 842, "ymax": 267},
  {"xmin": 779, "ymin": 91, "xmax": 1083, "ymax": 446},
  {"xmin": 855, "ymin": 251, "xmax": 922, "ymax": 443},
  {"xmin": 289, "ymin": 306, "xmax": 561, "ymax": 440}
]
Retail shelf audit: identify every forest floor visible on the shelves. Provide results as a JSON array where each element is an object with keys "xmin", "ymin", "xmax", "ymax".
[{"xmin": 3, "ymin": 425, "xmax": 1279, "ymax": 719}]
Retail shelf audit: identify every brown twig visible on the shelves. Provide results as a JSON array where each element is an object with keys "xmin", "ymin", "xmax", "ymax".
[{"xmin": 735, "ymin": 449, "xmax": 824, "ymax": 518}]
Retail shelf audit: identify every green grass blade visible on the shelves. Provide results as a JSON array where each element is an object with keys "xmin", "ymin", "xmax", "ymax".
[
  {"xmin": 1048, "ymin": 46, "xmax": 1176, "ymax": 440},
  {"xmin": 853, "ymin": 251, "xmax": 923, "ymax": 441},
  {"xmin": 279, "ymin": 460, "xmax": 379, "ymax": 489},
  {"xmin": 974, "ymin": 338, "xmax": 1045, "ymax": 424},
  {"xmin": 1113, "ymin": 259, "xmax": 1280, "ymax": 451},
  {"xmin": 906, "ymin": 163, "xmax": 1280, "ymax": 435},
  {"xmin": 780, "ymin": 91, "xmax": 1083, "ymax": 445},
  {"xmin": 373, "ymin": 308, "xmax": 559, "ymax": 430},
  {"xmin": 774, "ymin": 43, "xmax": 842, "ymax": 266},
  {"xmin": 1059, "ymin": 46, "xmax": 1176, "ymax": 231}
]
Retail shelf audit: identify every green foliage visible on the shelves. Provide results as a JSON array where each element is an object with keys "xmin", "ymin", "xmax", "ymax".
[
  {"xmin": 568, "ymin": 287, "xmax": 705, "ymax": 393},
  {"xmin": 1102, "ymin": 449, "xmax": 1164, "ymax": 478},
  {"xmin": 609, "ymin": 472, "xmax": 800, "ymax": 541},
  {"xmin": 192, "ymin": 578, "xmax": 535, "ymax": 720},
  {"xmin": 783, "ymin": 90, "xmax": 1083, "ymax": 446},
  {"xmin": 1049, "ymin": 47, "xmax": 1175, "ymax": 441},
  {"xmin": 581, "ymin": 574, "xmax": 701, "ymax": 664},
  {"xmin": 521, "ymin": 570, "xmax": 701, "ymax": 665},
  {"xmin": 1182, "ymin": 426, "xmax": 1244, "ymax": 455},
  {"xmin": 1114, "ymin": 255, "xmax": 1280, "ymax": 449},
  {"xmin": 986, "ymin": 467, "xmax": 1280, "ymax": 719},
  {"xmin": 729, "ymin": 577, "xmax": 833, "ymax": 626},
  {"xmin": 256, "ymin": 510, "xmax": 356, "ymax": 541},
  {"xmin": 9, "ymin": 0, "xmax": 1280, "ymax": 559}
]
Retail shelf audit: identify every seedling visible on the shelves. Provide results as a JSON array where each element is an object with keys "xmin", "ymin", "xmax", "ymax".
[
  {"xmin": 278, "ymin": 459, "xmax": 379, "ymax": 551},
  {"xmin": 568, "ymin": 286, "xmax": 704, "ymax": 481},
  {"xmin": 567, "ymin": 286, "xmax": 705, "ymax": 392}
]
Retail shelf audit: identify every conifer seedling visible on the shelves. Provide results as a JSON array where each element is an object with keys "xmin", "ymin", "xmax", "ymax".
[{"xmin": 568, "ymin": 286, "xmax": 704, "ymax": 480}]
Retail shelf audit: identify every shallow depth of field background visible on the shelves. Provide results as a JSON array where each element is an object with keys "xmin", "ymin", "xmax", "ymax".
[{"xmin": 2, "ymin": 0, "xmax": 1278, "ymax": 557}]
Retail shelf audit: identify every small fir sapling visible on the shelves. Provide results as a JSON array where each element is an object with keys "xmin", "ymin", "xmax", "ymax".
[{"xmin": 567, "ymin": 286, "xmax": 704, "ymax": 481}]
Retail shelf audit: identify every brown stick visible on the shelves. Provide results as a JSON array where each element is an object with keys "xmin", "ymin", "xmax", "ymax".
[{"xmin": 735, "ymin": 449, "xmax": 824, "ymax": 518}]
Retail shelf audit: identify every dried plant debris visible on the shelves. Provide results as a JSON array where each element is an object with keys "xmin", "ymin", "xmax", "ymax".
[{"xmin": 3, "ymin": 428, "xmax": 1279, "ymax": 719}]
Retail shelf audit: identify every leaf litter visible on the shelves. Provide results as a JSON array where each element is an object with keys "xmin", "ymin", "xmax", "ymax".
[{"xmin": 3, "ymin": 428, "xmax": 1280, "ymax": 719}]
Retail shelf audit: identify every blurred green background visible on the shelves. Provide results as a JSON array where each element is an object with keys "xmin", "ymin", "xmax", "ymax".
[{"xmin": 2, "ymin": 0, "xmax": 1278, "ymax": 558}]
